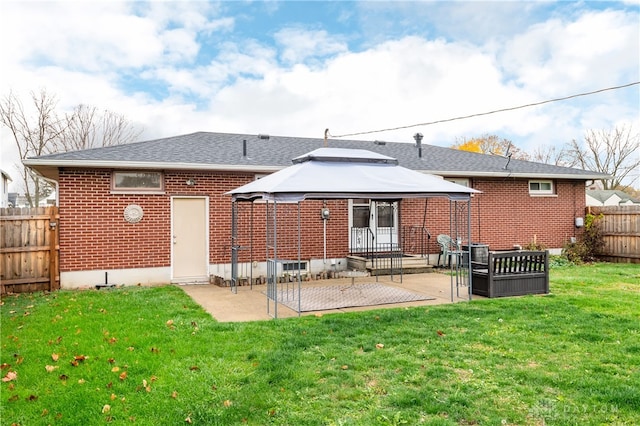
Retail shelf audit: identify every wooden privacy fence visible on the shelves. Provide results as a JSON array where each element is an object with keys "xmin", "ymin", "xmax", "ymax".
[
  {"xmin": 1, "ymin": 207, "xmax": 60, "ymax": 294},
  {"xmin": 588, "ymin": 205, "xmax": 640, "ymax": 263}
]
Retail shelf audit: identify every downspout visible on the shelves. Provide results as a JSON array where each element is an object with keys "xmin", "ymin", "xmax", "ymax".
[{"xmin": 40, "ymin": 176, "xmax": 59, "ymax": 207}]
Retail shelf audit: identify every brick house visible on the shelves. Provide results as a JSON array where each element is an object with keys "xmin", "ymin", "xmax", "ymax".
[{"xmin": 24, "ymin": 132, "xmax": 607, "ymax": 288}]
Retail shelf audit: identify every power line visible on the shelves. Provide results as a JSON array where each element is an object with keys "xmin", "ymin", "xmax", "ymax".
[{"xmin": 329, "ymin": 81, "xmax": 640, "ymax": 139}]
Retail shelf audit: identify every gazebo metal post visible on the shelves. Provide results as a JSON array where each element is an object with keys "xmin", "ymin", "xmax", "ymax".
[
  {"xmin": 250, "ymin": 202, "xmax": 254, "ymax": 289},
  {"xmin": 467, "ymin": 197, "xmax": 473, "ymax": 300},
  {"xmin": 230, "ymin": 201, "xmax": 238, "ymax": 294},
  {"xmin": 448, "ymin": 198, "xmax": 473, "ymax": 302},
  {"xmin": 296, "ymin": 201, "xmax": 301, "ymax": 315},
  {"xmin": 266, "ymin": 199, "xmax": 278, "ymax": 318},
  {"xmin": 449, "ymin": 200, "xmax": 454, "ymax": 302}
]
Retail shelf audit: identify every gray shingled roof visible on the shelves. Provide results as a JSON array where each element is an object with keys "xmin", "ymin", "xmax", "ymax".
[
  {"xmin": 587, "ymin": 190, "xmax": 640, "ymax": 204},
  {"xmin": 25, "ymin": 131, "xmax": 609, "ymax": 180}
]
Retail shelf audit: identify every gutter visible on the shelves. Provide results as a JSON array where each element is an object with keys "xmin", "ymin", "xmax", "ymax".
[
  {"xmin": 418, "ymin": 170, "xmax": 611, "ymax": 181},
  {"xmin": 23, "ymin": 159, "xmax": 610, "ymax": 182}
]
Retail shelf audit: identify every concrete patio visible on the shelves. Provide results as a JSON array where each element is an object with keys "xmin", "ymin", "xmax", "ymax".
[{"xmin": 180, "ymin": 271, "xmax": 480, "ymax": 322}]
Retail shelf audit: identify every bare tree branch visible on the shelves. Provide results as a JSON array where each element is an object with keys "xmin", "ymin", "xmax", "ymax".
[
  {"xmin": 567, "ymin": 124, "xmax": 640, "ymax": 190},
  {"xmin": 530, "ymin": 144, "xmax": 576, "ymax": 167},
  {"xmin": 1, "ymin": 89, "xmax": 63, "ymax": 206},
  {"xmin": 1, "ymin": 89, "xmax": 144, "ymax": 206}
]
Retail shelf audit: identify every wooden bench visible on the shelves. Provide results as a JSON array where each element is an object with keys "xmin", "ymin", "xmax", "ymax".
[{"xmin": 471, "ymin": 250, "xmax": 549, "ymax": 298}]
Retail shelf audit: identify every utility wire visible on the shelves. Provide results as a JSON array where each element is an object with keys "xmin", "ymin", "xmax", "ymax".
[{"xmin": 329, "ymin": 81, "xmax": 640, "ymax": 139}]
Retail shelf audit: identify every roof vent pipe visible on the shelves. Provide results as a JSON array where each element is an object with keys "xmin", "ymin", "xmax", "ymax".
[
  {"xmin": 413, "ymin": 133, "xmax": 423, "ymax": 158},
  {"xmin": 242, "ymin": 139, "xmax": 247, "ymax": 157}
]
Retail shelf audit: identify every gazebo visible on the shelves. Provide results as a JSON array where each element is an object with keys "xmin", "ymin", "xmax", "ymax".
[{"xmin": 227, "ymin": 147, "xmax": 480, "ymax": 318}]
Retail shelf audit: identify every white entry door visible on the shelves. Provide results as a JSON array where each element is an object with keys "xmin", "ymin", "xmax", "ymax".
[
  {"xmin": 349, "ymin": 199, "xmax": 398, "ymax": 251},
  {"xmin": 171, "ymin": 197, "xmax": 209, "ymax": 282}
]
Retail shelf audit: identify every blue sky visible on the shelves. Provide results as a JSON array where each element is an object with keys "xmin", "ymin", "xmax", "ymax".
[{"xmin": 1, "ymin": 1, "xmax": 639, "ymax": 189}]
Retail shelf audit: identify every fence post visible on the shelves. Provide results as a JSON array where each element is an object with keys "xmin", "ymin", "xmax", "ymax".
[{"xmin": 48, "ymin": 207, "xmax": 59, "ymax": 291}]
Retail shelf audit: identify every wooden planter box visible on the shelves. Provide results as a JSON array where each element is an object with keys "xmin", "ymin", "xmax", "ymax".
[{"xmin": 471, "ymin": 250, "xmax": 549, "ymax": 298}]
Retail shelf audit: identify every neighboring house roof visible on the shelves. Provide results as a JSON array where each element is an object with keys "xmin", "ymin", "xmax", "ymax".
[
  {"xmin": 586, "ymin": 189, "xmax": 640, "ymax": 206},
  {"xmin": 228, "ymin": 147, "xmax": 480, "ymax": 202},
  {"xmin": 24, "ymin": 131, "xmax": 610, "ymax": 181}
]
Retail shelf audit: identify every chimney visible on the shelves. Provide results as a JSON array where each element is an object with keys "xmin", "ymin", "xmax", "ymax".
[
  {"xmin": 242, "ymin": 139, "xmax": 247, "ymax": 157},
  {"xmin": 413, "ymin": 133, "xmax": 423, "ymax": 158}
]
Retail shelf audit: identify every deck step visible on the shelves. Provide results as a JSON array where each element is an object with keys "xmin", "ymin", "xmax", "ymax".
[{"xmin": 347, "ymin": 255, "xmax": 437, "ymax": 276}]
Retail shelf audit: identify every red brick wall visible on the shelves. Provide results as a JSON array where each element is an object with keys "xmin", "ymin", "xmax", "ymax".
[
  {"xmin": 58, "ymin": 169, "xmax": 349, "ymax": 271},
  {"xmin": 58, "ymin": 170, "xmax": 585, "ymax": 272},
  {"xmin": 400, "ymin": 178, "xmax": 586, "ymax": 251}
]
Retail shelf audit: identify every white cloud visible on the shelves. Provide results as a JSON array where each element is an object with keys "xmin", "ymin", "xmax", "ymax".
[
  {"xmin": 1, "ymin": 1, "xmax": 638, "ymax": 193},
  {"xmin": 501, "ymin": 9, "xmax": 639, "ymax": 94},
  {"xmin": 274, "ymin": 27, "xmax": 348, "ymax": 65}
]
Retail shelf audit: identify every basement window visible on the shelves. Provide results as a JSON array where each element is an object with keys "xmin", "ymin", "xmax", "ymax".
[
  {"xmin": 112, "ymin": 171, "xmax": 164, "ymax": 193},
  {"xmin": 281, "ymin": 261, "xmax": 308, "ymax": 273},
  {"xmin": 529, "ymin": 180, "xmax": 554, "ymax": 196}
]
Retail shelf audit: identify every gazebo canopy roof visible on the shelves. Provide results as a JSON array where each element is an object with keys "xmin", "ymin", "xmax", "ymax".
[{"xmin": 227, "ymin": 148, "xmax": 480, "ymax": 202}]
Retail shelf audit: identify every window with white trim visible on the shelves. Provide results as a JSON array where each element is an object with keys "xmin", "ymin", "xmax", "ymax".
[
  {"xmin": 446, "ymin": 178, "xmax": 470, "ymax": 187},
  {"xmin": 529, "ymin": 180, "xmax": 554, "ymax": 195},
  {"xmin": 112, "ymin": 171, "xmax": 164, "ymax": 192}
]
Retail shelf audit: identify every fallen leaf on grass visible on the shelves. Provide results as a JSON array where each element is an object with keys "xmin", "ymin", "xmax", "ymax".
[
  {"xmin": 341, "ymin": 365, "xmax": 349, "ymax": 370},
  {"xmin": 102, "ymin": 404, "xmax": 111, "ymax": 414},
  {"xmin": 2, "ymin": 371, "xmax": 17, "ymax": 382},
  {"xmin": 171, "ymin": 391, "xmax": 178, "ymax": 399},
  {"xmin": 189, "ymin": 366, "xmax": 200, "ymax": 371},
  {"xmin": 437, "ymin": 330, "xmax": 445, "ymax": 336},
  {"xmin": 51, "ymin": 353, "xmax": 59, "ymax": 362},
  {"xmin": 185, "ymin": 416, "xmax": 192, "ymax": 424},
  {"xmin": 108, "ymin": 358, "xmax": 115, "ymax": 364},
  {"xmin": 59, "ymin": 374, "xmax": 68, "ymax": 381},
  {"xmin": 8, "ymin": 394, "xmax": 19, "ymax": 402},
  {"xmin": 0, "ymin": 363, "xmax": 10, "ymax": 370},
  {"xmin": 110, "ymin": 393, "xmax": 117, "ymax": 400},
  {"xmin": 119, "ymin": 371, "xmax": 127, "ymax": 381},
  {"xmin": 375, "ymin": 343, "xmax": 385, "ymax": 349},
  {"xmin": 111, "ymin": 366, "xmax": 120, "ymax": 372},
  {"xmin": 45, "ymin": 365, "xmax": 58, "ymax": 373},
  {"xmin": 223, "ymin": 399, "xmax": 233, "ymax": 407},
  {"xmin": 27, "ymin": 394, "xmax": 38, "ymax": 401},
  {"xmin": 41, "ymin": 408, "xmax": 49, "ymax": 416}
]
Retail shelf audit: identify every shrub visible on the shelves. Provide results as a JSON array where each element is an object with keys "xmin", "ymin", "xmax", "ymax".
[{"xmin": 562, "ymin": 213, "xmax": 605, "ymax": 263}]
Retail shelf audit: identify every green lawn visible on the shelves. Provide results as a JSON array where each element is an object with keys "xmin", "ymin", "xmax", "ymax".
[{"xmin": 1, "ymin": 263, "xmax": 639, "ymax": 425}]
